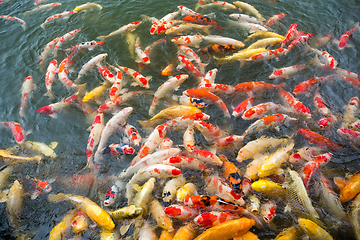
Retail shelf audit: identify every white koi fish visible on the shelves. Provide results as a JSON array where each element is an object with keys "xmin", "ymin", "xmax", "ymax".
[
  {"xmin": 0, "ymin": 15, "xmax": 26, "ymax": 30},
  {"xmin": 197, "ymin": 1, "xmax": 237, "ymax": 11},
  {"xmin": 19, "ymin": 75, "xmax": 36, "ymax": 117},
  {"xmin": 53, "ymin": 29, "xmax": 81, "ymax": 57},
  {"xmin": 199, "ymin": 68, "xmax": 218, "ymax": 86},
  {"xmin": 85, "ymin": 112, "xmax": 104, "ymax": 170},
  {"xmin": 94, "ymin": 107, "xmax": 133, "ymax": 167},
  {"xmin": 58, "ymin": 52, "xmax": 80, "ymax": 90},
  {"xmin": 41, "ymin": 11, "xmax": 77, "ymax": 29},
  {"xmin": 97, "ymin": 21, "xmax": 142, "ymax": 41},
  {"xmin": 23, "ymin": 3, "xmax": 61, "ymax": 17},
  {"xmin": 203, "ymin": 35, "xmax": 245, "ymax": 48},
  {"xmin": 163, "ymin": 155, "xmax": 206, "ymax": 172},
  {"xmin": 228, "ymin": 19, "xmax": 267, "ymax": 33},
  {"xmin": 162, "ymin": 175, "xmax": 186, "ymax": 203},
  {"xmin": 45, "ymin": 60, "xmax": 57, "ymax": 100},
  {"xmin": 149, "ymin": 74, "xmax": 189, "ymax": 116},
  {"xmin": 177, "ymin": 5, "xmax": 202, "ymax": 16},
  {"xmin": 229, "ymin": 13, "xmax": 263, "ymax": 25},
  {"xmin": 75, "ymin": 53, "xmax": 108, "ymax": 83},
  {"xmin": 0, "ymin": 121, "xmax": 27, "ymax": 144},
  {"xmin": 125, "ymin": 164, "xmax": 182, "ymax": 202}
]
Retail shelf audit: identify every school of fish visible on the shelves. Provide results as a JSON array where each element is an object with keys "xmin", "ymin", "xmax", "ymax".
[{"xmin": 1, "ymin": 0, "xmax": 360, "ymax": 239}]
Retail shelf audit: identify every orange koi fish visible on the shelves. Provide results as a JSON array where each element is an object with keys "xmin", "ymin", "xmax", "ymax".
[
  {"xmin": 302, "ymin": 152, "xmax": 332, "ymax": 188},
  {"xmin": 164, "ymin": 204, "xmax": 200, "ymax": 220},
  {"xmin": 0, "ymin": 121, "xmax": 26, "ymax": 144},
  {"xmin": 232, "ymin": 97, "xmax": 255, "ymax": 117},
  {"xmin": 194, "ymin": 211, "xmax": 238, "ymax": 227},
  {"xmin": 182, "ymin": 15, "xmax": 223, "ymax": 30},
  {"xmin": 298, "ymin": 128, "xmax": 342, "ymax": 152},
  {"xmin": 220, "ymin": 155, "xmax": 242, "ymax": 193},
  {"xmin": 278, "ymin": 88, "xmax": 311, "ymax": 119},
  {"xmin": 340, "ymin": 171, "xmax": 360, "ymax": 203},
  {"xmin": 25, "ymin": 176, "xmax": 52, "ymax": 199}
]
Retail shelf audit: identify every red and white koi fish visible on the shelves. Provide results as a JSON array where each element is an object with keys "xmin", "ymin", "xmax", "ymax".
[
  {"xmin": 279, "ymin": 88, "xmax": 311, "ymax": 119},
  {"xmin": 177, "ymin": 5, "xmax": 202, "ymax": 16},
  {"xmin": 39, "ymin": 36, "xmax": 60, "ymax": 67},
  {"xmin": 125, "ymin": 164, "xmax": 182, "ymax": 202},
  {"xmin": 104, "ymin": 184, "xmax": 119, "ymax": 207},
  {"xmin": 122, "ymin": 123, "xmax": 141, "ymax": 147},
  {"xmin": 183, "ymin": 125, "xmax": 195, "ymax": 152},
  {"xmin": 19, "ymin": 75, "xmax": 36, "ymax": 117},
  {"xmin": 107, "ymin": 64, "xmax": 125, "ymax": 100},
  {"xmin": 121, "ymin": 148, "xmax": 181, "ymax": 179},
  {"xmin": 171, "ymin": 35, "xmax": 204, "ymax": 48},
  {"xmin": 156, "ymin": 20, "xmax": 184, "ymax": 34},
  {"xmin": 298, "ymin": 128, "xmax": 342, "ymax": 152},
  {"xmin": 265, "ymin": 13, "xmax": 286, "ymax": 27},
  {"xmin": 202, "ymin": 35, "xmax": 244, "ymax": 48},
  {"xmin": 336, "ymin": 25, "xmax": 358, "ymax": 50},
  {"xmin": 149, "ymin": 74, "xmax": 189, "ymax": 116},
  {"xmin": 160, "ymin": 137, "xmax": 173, "ymax": 150},
  {"xmin": 183, "ymin": 148, "xmax": 223, "ymax": 166},
  {"xmin": 246, "ymin": 48, "xmax": 287, "ymax": 62},
  {"xmin": 97, "ymin": 20, "xmax": 142, "ymax": 41},
  {"xmin": 37, "ymin": 92, "xmax": 81, "ymax": 118},
  {"xmin": 166, "ymin": 112, "xmax": 210, "ymax": 131},
  {"xmin": 178, "ymin": 45, "xmax": 207, "ymax": 74},
  {"xmin": 163, "ymin": 155, "xmax": 206, "ymax": 171},
  {"xmin": 269, "ymin": 62, "xmax": 308, "ymax": 79},
  {"xmin": 97, "ymin": 65, "xmax": 116, "ymax": 84},
  {"xmin": 0, "ymin": 121, "xmax": 26, "ymax": 144},
  {"xmin": 232, "ymin": 97, "xmax": 254, "ymax": 117},
  {"xmin": 234, "ymin": 82, "xmax": 282, "ymax": 97},
  {"xmin": 211, "ymin": 135, "xmax": 244, "ymax": 152},
  {"xmin": 287, "ymin": 33, "xmax": 313, "ymax": 51},
  {"xmin": 0, "ymin": 15, "xmax": 26, "ymax": 30},
  {"xmin": 313, "ymin": 90, "xmax": 337, "ymax": 129},
  {"xmin": 183, "ymin": 14, "xmax": 223, "ymax": 30},
  {"xmin": 260, "ymin": 201, "xmax": 276, "ymax": 223},
  {"xmin": 229, "ymin": 13, "xmax": 263, "ymax": 25},
  {"xmin": 228, "ymin": 19, "xmax": 268, "ymax": 33},
  {"xmin": 199, "ymin": 68, "xmax": 218, "ymax": 86},
  {"xmin": 85, "ymin": 112, "xmax": 104, "ymax": 170},
  {"xmin": 41, "ymin": 11, "xmax": 77, "ymax": 29},
  {"xmin": 242, "ymin": 102, "xmax": 289, "ymax": 120},
  {"xmin": 243, "ymin": 114, "xmax": 298, "ymax": 138},
  {"xmin": 25, "ymin": 176, "xmax": 52, "ymax": 199},
  {"xmin": 132, "ymin": 123, "xmax": 168, "ymax": 164},
  {"xmin": 309, "ymin": 47, "xmax": 337, "ymax": 69},
  {"xmin": 293, "ymin": 76, "xmax": 330, "ymax": 97},
  {"xmin": 198, "ymin": 1, "xmax": 237, "ymax": 10},
  {"xmin": 194, "ymin": 120, "xmax": 227, "ymax": 142},
  {"xmin": 183, "ymin": 88, "xmax": 230, "ymax": 117},
  {"xmin": 342, "ymin": 97, "xmax": 360, "ymax": 129},
  {"xmin": 116, "ymin": 65, "xmax": 150, "ymax": 89},
  {"xmin": 150, "ymin": 10, "xmax": 180, "ymax": 35},
  {"xmin": 302, "ymin": 152, "xmax": 332, "ymax": 188},
  {"xmin": 97, "ymin": 91, "xmax": 151, "ymax": 113},
  {"xmin": 134, "ymin": 37, "xmax": 150, "ymax": 64},
  {"xmin": 57, "ymin": 51, "xmax": 76, "ymax": 87},
  {"xmin": 165, "ymin": 23, "xmax": 211, "ymax": 35},
  {"xmin": 94, "ymin": 107, "xmax": 133, "ymax": 167},
  {"xmin": 337, "ymin": 128, "xmax": 360, "ymax": 148},
  {"xmin": 45, "ymin": 60, "xmax": 57, "ymax": 100},
  {"xmin": 200, "ymin": 83, "xmax": 235, "ymax": 95},
  {"xmin": 204, "ymin": 174, "xmax": 245, "ymax": 206},
  {"xmin": 312, "ymin": 34, "xmax": 333, "ymax": 48},
  {"xmin": 23, "ymin": 3, "xmax": 61, "ymax": 17},
  {"xmin": 64, "ymin": 41, "xmax": 104, "ymax": 53},
  {"xmin": 233, "ymin": 1, "xmax": 265, "ymax": 21},
  {"xmin": 71, "ymin": 212, "xmax": 89, "ymax": 234},
  {"xmin": 177, "ymin": 54, "xmax": 203, "ymax": 81},
  {"xmin": 194, "ymin": 211, "xmax": 238, "ymax": 228},
  {"xmin": 53, "ymin": 29, "xmax": 81, "ymax": 57},
  {"xmin": 281, "ymin": 23, "xmax": 297, "ymax": 47},
  {"xmin": 76, "ymin": 53, "xmax": 107, "ymax": 83},
  {"xmin": 34, "ymin": 0, "xmax": 48, "ymax": 5},
  {"xmin": 164, "ymin": 204, "xmax": 200, "ymax": 220}
]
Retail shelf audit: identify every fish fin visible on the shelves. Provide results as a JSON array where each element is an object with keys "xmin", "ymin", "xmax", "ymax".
[
  {"xmin": 0, "ymin": 192, "xmax": 7, "ymax": 203},
  {"xmin": 120, "ymin": 219, "xmax": 135, "ymax": 236},
  {"xmin": 48, "ymin": 193, "xmax": 66, "ymax": 203},
  {"xmin": 44, "ymin": 91, "xmax": 54, "ymax": 100},
  {"xmin": 97, "ymin": 36, "xmax": 106, "ymax": 41},
  {"xmin": 133, "ymin": 184, "xmax": 142, "ymax": 192},
  {"xmin": 239, "ymin": 59, "xmax": 246, "ymax": 68},
  {"xmin": 22, "ymin": 23, "xmax": 26, "ymax": 31},
  {"xmin": 130, "ymin": 82, "xmax": 139, "ymax": 87},
  {"xmin": 203, "ymin": 27, "xmax": 211, "ymax": 35},
  {"xmin": 49, "ymin": 113, "xmax": 57, "ymax": 118},
  {"xmin": 49, "ymin": 142, "xmax": 58, "ymax": 149},
  {"xmin": 332, "ymin": 39, "xmax": 339, "ymax": 45},
  {"xmin": 310, "ymin": 55, "xmax": 324, "ymax": 68},
  {"xmin": 31, "ymin": 191, "xmax": 40, "ymax": 200}
]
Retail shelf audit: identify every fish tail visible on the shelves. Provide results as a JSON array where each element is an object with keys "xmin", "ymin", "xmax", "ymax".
[
  {"xmin": 97, "ymin": 36, "xmax": 106, "ymax": 41},
  {"xmin": 203, "ymin": 27, "xmax": 211, "ymax": 35},
  {"xmin": 23, "ymin": 12, "xmax": 30, "ymax": 17},
  {"xmin": 138, "ymin": 119, "xmax": 160, "ymax": 129},
  {"xmin": 45, "ymin": 91, "xmax": 54, "ymax": 100},
  {"xmin": 48, "ymin": 193, "xmax": 67, "ymax": 203},
  {"xmin": 21, "ymin": 23, "xmax": 26, "ymax": 31}
]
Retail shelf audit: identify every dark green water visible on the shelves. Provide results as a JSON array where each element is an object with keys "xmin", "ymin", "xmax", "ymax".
[{"xmin": 1, "ymin": 0, "xmax": 360, "ymax": 239}]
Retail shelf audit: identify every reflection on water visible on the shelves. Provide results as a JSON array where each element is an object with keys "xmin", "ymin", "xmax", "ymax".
[{"xmin": 0, "ymin": 0, "xmax": 360, "ymax": 239}]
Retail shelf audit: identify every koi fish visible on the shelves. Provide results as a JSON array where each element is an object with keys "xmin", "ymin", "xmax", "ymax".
[
  {"xmin": 73, "ymin": 2, "xmax": 102, "ymax": 12},
  {"xmin": 177, "ymin": 5, "xmax": 203, "ymax": 17},
  {"xmin": 287, "ymin": 33, "xmax": 313, "ymax": 51},
  {"xmin": 75, "ymin": 53, "xmax": 108, "ymax": 83},
  {"xmin": 313, "ymin": 90, "xmax": 337, "ymax": 129},
  {"xmin": 269, "ymin": 62, "xmax": 308, "ymax": 79},
  {"xmin": 337, "ymin": 128, "xmax": 360, "ymax": 148},
  {"xmin": 281, "ymin": 23, "xmax": 297, "ymax": 47},
  {"xmin": 183, "ymin": 148, "xmax": 223, "ymax": 166},
  {"xmin": 293, "ymin": 76, "xmax": 330, "ymax": 97},
  {"xmin": 298, "ymin": 218, "xmax": 333, "ymax": 239},
  {"xmin": 122, "ymin": 123, "xmax": 142, "ymax": 146},
  {"xmin": 228, "ymin": 19, "xmax": 267, "ymax": 33},
  {"xmin": 0, "ymin": 15, "xmax": 26, "ymax": 30},
  {"xmin": 171, "ymin": 35, "xmax": 204, "ymax": 48},
  {"xmin": 6, "ymin": 180, "xmax": 24, "ymax": 235},
  {"xmin": 335, "ymin": 25, "xmax": 358, "ymax": 50},
  {"xmin": 232, "ymin": 97, "xmax": 254, "ymax": 117},
  {"xmin": 214, "ymin": 48, "xmax": 267, "ymax": 66},
  {"xmin": 164, "ymin": 204, "xmax": 200, "ymax": 220},
  {"xmin": 229, "ymin": 13, "xmax": 263, "ymax": 25},
  {"xmin": 172, "ymin": 223, "xmax": 197, "ymax": 240},
  {"xmin": 109, "ymin": 205, "xmax": 143, "ymax": 221},
  {"xmin": 194, "ymin": 211, "xmax": 238, "ymax": 228},
  {"xmin": 131, "ymin": 177, "xmax": 156, "ymax": 208},
  {"xmin": 198, "ymin": 68, "xmax": 218, "ymax": 86},
  {"xmin": 116, "ymin": 64, "xmax": 150, "ymax": 89},
  {"xmin": 163, "ymin": 156, "xmax": 206, "ymax": 172},
  {"xmin": 44, "ymin": 60, "xmax": 57, "ymax": 99},
  {"xmin": 339, "ymin": 171, "xmax": 360, "ymax": 203},
  {"xmin": 312, "ymin": 34, "xmax": 333, "ymax": 48},
  {"xmin": 278, "ymin": 88, "xmax": 311, "ymax": 119},
  {"xmin": 178, "ymin": 45, "xmax": 207, "ymax": 74},
  {"xmin": 198, "ymin": 1, "xmax": 237, "ymax": 10},
  {"xmin": 57, "ymin": 52, "xmax": 80, "ymax": 90},
  {"xmin": 0, "ymin": 150, "xmax": 42, "ymax": 164},
  {"xmin": 211, "ymin": 135, "xmax": 244, "ymax": 152},
  {"xmin": 302, "ymin": 152, "xmax": 332, "ymax": 188},
  {"xmin": 165, "ymin": 23, "xmax": 211, "ymax": 35},
  {"xmin": 194, "ymin": 120, "xmax": 227, "ymax": 142},
  {"xmin": 183, "ymin": 88, "xmax": 230, "ymax": 117},
  {"xmin": 97, "ymin": 20, "xmax": 142, "ymax": 41},
  {"xmin": 37, "ymin": 92, "xmax": 81, "ymax": 118},
  {"xmin": 251, "ymin": 179, "xmax": 285, "ymax": 196},
  {"xmin": 48, "ymin": 193, "xmax": 115, "ymax": 231},
  {"xmin": 244, "ymin": 31, "xmax": 285, "ymax": 42},
  {"xmin": 233, "ymin": 1, "xmax": 265, "ymax": 21},
  {"xmin": 53, "ymin": 28, "xmax": 82, "ymax": 57},
  {"xmin": 23, "ymin": 3, "xmax": 61, "ymax": 17},
  {"xmin": 64, "ymin": 41, "xmax": 104, "ymax": 53},
  {"xmin": 19, "ymin": 75, "xmax": 36, "ymax": 117},
  {"xmin": 71, "ymin": 212, "xmax": 89, "ymax": 234},
  {"xmin": 25, "ymin": 176, "xmax": 52, "ymax": 199},
  {"xmin": 163, "ymin": 175, "xmax": 186, "ymax": 203},
  {"xmin": 246, "ymin": 48, "xmax": 287, "ymax": 62},
  {"xmin": 160, "ymin": 137, "xmax": 173, "ymax": 150},
  {"xmin": 260, "ymin": 201, "xmax": 276, "ymax": 223},
  {"xmin": 265, "ymin": 13, "xmax": 286, "ymax": 26},
  {"xmin": 202, "ymin": 35, "xmax": 244, "ymax": 48},
  {"xmin": 177, "ymin": 54, "xmax": 203, "ymax": 81},
  {"xmin": 101, "ymin": 143, "xmax": 135, "ymax": 156},
  {"xmin": 134, "ymin": 37, "xmax": 150, "ymax": 64},
  {"xmin": 150, "ymin": 10, "xmax": 180, "ymax": 35},
  {"xmin": 182, "ymin": 15, "xmax": 223, "ymax": 30},
  {"xmin": 104, "ymin": 184, "xmax": 119, "ymax": 207},
  {"xmin": 199, "ymin": 44, "xmax": 238, "ymax": 55},
  {"xmin": 41, "ymin": 11, "xmax": 77, "ymax": 29},
  {"xmin": 341, "ymin": 97, "xmax": 360, "ymax": 129},
  {"xmin": 298, "ymin": 128, "xmax": 342, "ymax": 152},
  {"xmin": 149, "ymin": 74, "xmax": 189, "ymax": 116},
  {"xmin": 242, "ymin": 102, "xmax": 289, "ymax": 120},
  {"xmin": 49, "ymin": 210, "xmax": 76, "ymax": 240},
  {"xmin": 183, "ymin": 125, "xmax": 195, "ymax": 152},
  {"xmin": 0, "ymin": 121, "xmax": 26, "ymax": 144},
  {"xmin": 247, "ymin": 38, "xmax": 284, "ymax": 50},
  {"xmin": 14, "ymin": 141, "xmax": 58, "ymax": 159},
  {"xmin": 39, "ymin": 36, "xmax": 60, "ymax": 67}
]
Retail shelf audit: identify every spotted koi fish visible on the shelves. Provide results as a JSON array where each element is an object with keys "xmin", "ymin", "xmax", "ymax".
[
  {"xmin": 293, "ymin": 76, "xmax": 330, "ymax": 97},
  {"xmin": 281, "ymin": 23, "xmax": 297, "ymax": 47},
  {"xmin": 104, "ymin": 184, "xmax": 119, "ymax": 207},
  {"xmin": 336, "ymin": 25, "xmax": 358, "ymax": 50},
  {"xmin": 116, "ymin": 64, "xmax": 150, "ymax": 89},
  {"xmin": 242, "ymin": 102, "xmax": 289, "ymax": 120},
  {"xmin": 265, "ymin": 13, "xmax": 286, "ymax": 27},
  {"xmin": 232, "ymin": 97, "xmax": 255, "ymax": 117},
  {"xmin": 45, "ymin": 60, "xmax": 57, "ymax": 100},
  {"xmin": 177, "ymin": 54, "xmax": 203, "ymax": 81},
  {"xmin": 171, "ymin": 35, "xmax": 204, "ymax": 48},
  {"xmin": 182, "ymin": 15, "xmax": 223, "ymax": 30},
  {"xmin": 40, "ymin": 11, "xmax": 77, "ymax": 29},
  {"xmin": 302, "ymin": 152, "xmax": 332, "ymax": 188},
  {"xmin": 64, "ymin": 41, "xmax": 104, "ymax": 53},
  {"xmin": 23, "ymin": 3, "xmax": 61, "ymax": 17},
  {"xmin": 25, "ymin": 176, "xmax": 52, "ymax": 199},
  {"xmin": 278, "ymin": 88, "xmax": 311, "ymax": 119},
  {"xmin": 85, "ymin": 112, "xmax": 104, "ymax": 170},
  {"xmin": 0, "ymin": 15, "xmax": 26, "ymax": 30},
  {"xmin": 122, "ymin": 123, "xmax": 141, "ymax": 147},
  {"xmin": 194, "ymin": 211, "xmax": 238, "ymax": 227},
  {"xmin": 164, "ymin": 204, "xmax": 200, "ymax": 220},
  {"xmin": 220, "ymin": 155, "xmax": 242, "ymax": 193},
  {"xmin": 177, "ymin": 5, "xmax": 202, "ymax": 17},
  {"xmin": 287, "ymin": 33, "xmax": 313, "ymax": 51},
  {"xmin": 199, "ymin": 44, "xmax": 238, "ymax": 55},
  {"xmin": 53, "ymin": 29, "xmax": 81, "ymax": 57},
  {"xmin": 0, "ymin": 121, "xmax": 26, "ymax": 144},
  {"xmin": 37, "ymin": 92, "xmax": 81, "ymax": 118},
  {"xmin": 19, "ymin": 75, "xmax": 36, "ymax": 117},
  {"xmin": 150, "ymin": 11, "xmax": 180, "ymax": 35},
  {"xmin": 163, "ymin": 156, "xmax": 206, "ymax": 171},
  {"xmin": 246, "ymin": 48, "xmax": 287, "ymax": 62},
  {"xmin": 101, "ymin": 143, "xmax": 135, "ymax": 156},
  {"xmin": 97, "ymin": 20, "xmax": 142, "ymax": 41},
  {"xmin": 39, "ymin": 36, "xmax": 60, "ymax": 67}
]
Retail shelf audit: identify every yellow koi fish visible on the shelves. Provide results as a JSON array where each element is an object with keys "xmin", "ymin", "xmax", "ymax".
[
  {"xmin": 73, "ymin": 2, "xmax": 102, "ymax": 12},
  {"xmin": 0, "ymin": 149, "xmax": 42, "ymax": 164}
]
